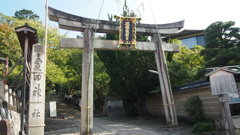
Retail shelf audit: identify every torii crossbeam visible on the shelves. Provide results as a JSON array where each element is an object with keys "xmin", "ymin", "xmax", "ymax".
[{"xmin": 49, "ymin": 6, "xmax": 184, "ymax": 135}]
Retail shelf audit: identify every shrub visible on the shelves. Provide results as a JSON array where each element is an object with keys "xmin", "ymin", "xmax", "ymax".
[
  {"xmin": 192, "ymin": 122, "xmax": 215, "ymax": 134},
  {"xmin": 230, "ymin": 103, "xmax": 240, "ymax": 116},
  {"xmin": 183, "ymin": 95, "xmax": 205, "ymax": 123}
]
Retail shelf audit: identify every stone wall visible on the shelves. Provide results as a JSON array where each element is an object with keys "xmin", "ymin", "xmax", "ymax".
[
  {"xmin": 0, "ymin": 99, "xmax": 20, "ymax": 135},
  {"xmin": 104, "ymin": 100, "xmax": 125, "ymax": 116}
]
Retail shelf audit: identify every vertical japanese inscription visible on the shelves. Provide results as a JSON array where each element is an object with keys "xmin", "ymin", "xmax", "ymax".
[
  {"xmin": 32, "ymin": 109, "xmax": 41, "ymax": 118},
  {"xmin": 34, "ymin": 74, "xmax": 42, "ymax": 81},
  {"xmin": 32, "ymin": 45, "xmax": 44, "ymax": 98},
  {"xmin": 123, "ymin": 21, "xmax": 131, "ymax": 41},
  {"xmin": 33, "ymin": 84, "xmax": 41, "ymax": 97},
  {"xmin": 34, "ymin": 46, "xmax": 44, "ymax": 71},
  {"xmin": 28, "ymin": 44, "xmax": 46, "ymax": 134}
]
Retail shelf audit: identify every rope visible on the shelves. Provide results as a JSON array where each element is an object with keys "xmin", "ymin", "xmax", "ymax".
[
  {"xmin": 25, "ymin": 124, "xmax": 45, "ymax": 127},
  {"xmin": 133, "ymin": 0, "xmax": 146, "ymax": 18},
  {"xmin": 81, "ymin": 107, "xmax": 94, "ymax": 109},
  {"xmin": 94, "ymin": 0, "xmax": 105, "ymax": 34},
  {"xmin": 29, "ymin": 102, "xmax": 45, "ymax": 104},
  {"xmin": 149, "ymin": 0, "xmax": 161, "ymax": 38},
  {"xmin": 164, "ymin": 102, "xmax": 175, "ymax": 106}
]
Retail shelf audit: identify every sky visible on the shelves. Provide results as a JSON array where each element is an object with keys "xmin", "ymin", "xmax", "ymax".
[{"xmin": 1, "ymin": 0, "xmax": 240, "ymax": 38}]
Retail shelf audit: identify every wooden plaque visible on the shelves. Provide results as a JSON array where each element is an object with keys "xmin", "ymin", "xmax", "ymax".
[{"xmin": 209, "ymin": 70, "xmax": 238, "ymax": 95}]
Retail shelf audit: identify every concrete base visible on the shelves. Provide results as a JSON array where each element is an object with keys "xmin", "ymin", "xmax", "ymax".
[{"xmin": 215, "ymin": 115, "xmax": 240, "ymax": 135}]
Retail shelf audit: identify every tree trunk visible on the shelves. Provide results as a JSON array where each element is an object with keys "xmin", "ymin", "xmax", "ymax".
[{"xmin": 137, "ymin": 93, "xmax": 146, "ymax": 118}]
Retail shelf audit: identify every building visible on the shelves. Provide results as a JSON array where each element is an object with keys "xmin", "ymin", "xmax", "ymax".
[
  {"xmin": 145, "ymin": 65, "xmax": 240, "ymax": 120},
  {"xmin": 163, "ymin": 29, "xmax": 205, "ymax": 48}
]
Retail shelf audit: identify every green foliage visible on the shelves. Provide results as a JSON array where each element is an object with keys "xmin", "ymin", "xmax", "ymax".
[
  {"xmin": 0, "ymin": 19, "xmax": 22, "ymax": 63},
  {"xmin": 14, "ymin": 9, "xmax": 39, "ymax": 20},
  {"xmin": 46, "ymin": 59, "xmax": 68, "ymax": 91},
  {"xmin": 97, "ymin": 0, "xmax": 158, "ymax": 117},
  {"xmin": 97, "ymin": 50, "xmax": 158, "ymax": 98},
  {"xmin": 192, "ymin": 122, "xmax": 215, "ymax": 134},
  {"xmin": 122, "ymin": 0, "xmax": 135, "ymax": 17},
  {"xmin": 123, "ymin": 98, "xmax": 138, "ymax": 116},
  {"xmin": 201, "ymin": 48, "xmax": 240, "ymax": 67},
  {"xmin": 205, "ymin": 21, "xmax": 239, "ymax": 49},
  {"xmin": 0, "ymin": 12, "xmax": 71, "ymax": 93},
  {"xmin": 168, "ymin": 45, "xmax": 206, "ymax": 87},
  {"xmin": 201, "ymin": 21, "xmax": 240, "ymax": 67},
  {"xmin": 97, "ymin": 45, "xmax": 159, "ymax": 117},
  {"xmin": 0, "ymin": 11, "xmax": 111, "ymax": 105},
  {"xmin": 184, "ymin": 95, "xmax": 205, "ymax": 123},
  {"xmin": 94, "ymin": 53, "xmax": 110, "ymax": 108},
  {"xmin": 230, "ymin": 104, "xmax": 240, "ymax": 116}
]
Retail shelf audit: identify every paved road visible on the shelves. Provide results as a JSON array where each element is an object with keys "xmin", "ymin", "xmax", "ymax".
[{"xmin": 45, "ymin": 96, "xmax": 195, "ymax": 135}]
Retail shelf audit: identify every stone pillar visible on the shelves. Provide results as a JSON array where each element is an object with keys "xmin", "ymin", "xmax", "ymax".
[
  {"xmin": 13, "ymin": 92, "xmax": 16, "ymax": 106},
  {"xmin": 81, "ymin": 27, "xmax": 94, "ymax": 135},
  {"xmin": 0, "ymin": 80, "xmax": 4, "ymax": 99},
  {"xmin": 27, "ymin": 44, "xmax": 46, "ymax": 135},
  {"xmin": 9, "ymin": 89, "xmax": 13, "ymax": 105},
  {"xmin": 4, "ymin": 85, "xmax": 8, "ymax": 102},
  {"xmin": 16, "ymin": 90, "xmax": 21, "ymax": 111}
]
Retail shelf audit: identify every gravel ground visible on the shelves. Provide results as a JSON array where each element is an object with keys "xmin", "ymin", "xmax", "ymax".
[
  {"xmin": 45, "ymin": 95, "xmax": 197, "ymax": 135},
  {"xmin": 45, "ymin": 116, "xmax": 196, "ymax": 135}
]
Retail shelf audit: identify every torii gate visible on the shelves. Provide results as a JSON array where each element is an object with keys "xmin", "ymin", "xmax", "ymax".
[{"xmin": 48, "ymin": 7, "xmax": 184, "ymax": 135}]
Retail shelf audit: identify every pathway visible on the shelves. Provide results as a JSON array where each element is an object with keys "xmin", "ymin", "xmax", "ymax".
[{"xmin": 44, "ymin": 96, "xmax": 195, "ymax": 135}]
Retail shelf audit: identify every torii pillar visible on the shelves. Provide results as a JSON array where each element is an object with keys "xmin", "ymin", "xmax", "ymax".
[{"xmin": 48, "ymin": 7, "xmax": 184, "ymax": 134}]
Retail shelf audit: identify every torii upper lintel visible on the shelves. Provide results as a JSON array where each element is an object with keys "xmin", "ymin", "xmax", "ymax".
[{"xmin": 48, "ymin": 6, "xmax": 184, "ymax": 35}]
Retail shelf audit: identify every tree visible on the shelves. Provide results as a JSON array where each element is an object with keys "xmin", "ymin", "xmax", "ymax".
[
  {"xmin": 0, "ymin": 12, "xmax": 70, "ymax": 93},
  {"xmin": 201, "ymin": 21, "xmax": 240, "ymax": 67},
  {"xmin": 97, "ymin": 0, "xmax": 159, "ymax": 117},
  {"xmin": 94, "ymin": 53, "xmax": 110, "ymax": 110},
  {"xmin": 14, "ymin": 9, "xmax": 39, "ymax": 20},
  {"xmin": 205, "ymin": 21, "xmax": 239, "ymax": 49},
  {"xmin": 168, "ymin": 44, "xmax": 206, "ymax": 87}
]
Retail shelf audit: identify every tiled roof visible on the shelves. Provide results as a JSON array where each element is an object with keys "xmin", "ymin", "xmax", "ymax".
[
  {"xmin": 205, "ymin": 65, "xmax": 240, "ymax": 76},
  {"xmin": 173, "ymin": 65, "xmax": 240, "ymax": 92},
  {"xmin": 172, "ymin": 79, "xmax": 209, "ymax": 92}
]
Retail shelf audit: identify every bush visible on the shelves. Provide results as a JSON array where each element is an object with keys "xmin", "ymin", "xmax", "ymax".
[
  {"xmin": 123, "ymin": 98, "xmax": 138, "ymax": 116},
  {"xmin": 184, "ymin": 95, "xmax": 205, "ymax": 123},
  {"xmin": 230, "ymin": 103, "xmax": 240, "ymax": 116},
  {"xmin": 192, "ymin": 122, "xmax": 215, "ymax": 134}
]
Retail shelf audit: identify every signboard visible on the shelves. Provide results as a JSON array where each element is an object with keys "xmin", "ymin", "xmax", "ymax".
[
  {"xmin": 114, "ymin": 15, "xmax": 141, "ymax": 50},
  {"xmin": 49, "ymin": 101, "xmax": 57, "ymax": 117},
  {"xmin": 228, "ymin": 93, "xmax": 240, "ymax": 104},
  {"xmin": 209, "ymin": 70, "xmax": 238, "ymax": 95},
  {"xmin": 228, "ymin": 83, "xmax": 240, "ymax": 104}
]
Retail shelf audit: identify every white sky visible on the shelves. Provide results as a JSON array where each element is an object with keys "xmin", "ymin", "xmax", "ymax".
[{"xmin": 1, "ymin": 0, "xmax": 239, "ymax": 38}]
